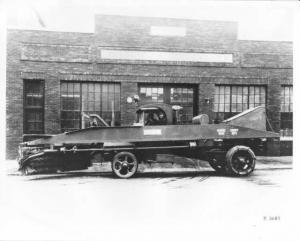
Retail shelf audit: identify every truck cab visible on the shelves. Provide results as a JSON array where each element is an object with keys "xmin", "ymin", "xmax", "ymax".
[
  {"xmin": 134, "ymin": 103, "xmax": 209, "ymax": 126},
  {"xmin": 134, "ymin": 103, "xmax": 183, "ymax": 126}
]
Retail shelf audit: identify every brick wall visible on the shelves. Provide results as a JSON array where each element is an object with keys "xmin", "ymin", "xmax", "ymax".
[
  {"xmin": 6, "ymin": 15, "xmax": 293, "ymax": 158},
  {"xmin": 95, "ymin": 15, "xmax": 238, "ymax": 50}
]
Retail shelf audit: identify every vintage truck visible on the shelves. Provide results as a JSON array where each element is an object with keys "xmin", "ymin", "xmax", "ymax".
[{"xmin": 18, "ymin": 103, "xmax": 279, "ymax": 178}]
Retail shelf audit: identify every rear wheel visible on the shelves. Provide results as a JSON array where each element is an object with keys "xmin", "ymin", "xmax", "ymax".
[
  {"xmin": 112, "ymin": 152, "xmax": 138, "ymax": 178},
  {"xmin": 225, "ymin": 146, "xmax": 256, "ymax": 176},
  {"xmin": 209, "ymin": 158, "xmax": 226, "ymax": 173},
  {"xmin": 207, "ymin": 149, "xmax": 226, "ymax": 174}
]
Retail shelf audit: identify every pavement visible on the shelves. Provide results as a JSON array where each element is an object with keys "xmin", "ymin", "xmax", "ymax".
[{"xmin": 0, "ymin": 156, "xmax": 297, "ymax": 241}]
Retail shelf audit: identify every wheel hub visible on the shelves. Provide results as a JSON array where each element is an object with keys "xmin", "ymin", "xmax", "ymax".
[
  {"xmin": 112, "ymin": 153, "xmax": 138, "ymax": 178},
  {"xmin": 233, "ymin": 153, "xmax": 253, "ymax": 174}
]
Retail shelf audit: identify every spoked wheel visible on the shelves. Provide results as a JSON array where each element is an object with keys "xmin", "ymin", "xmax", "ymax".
[
  {"xmin": 225, "ymin": 146, "xmax": 256, "ymax": 176},
  {"xmin": 112, "ymin": 152, "xmax": 138, "ymax": 178}
]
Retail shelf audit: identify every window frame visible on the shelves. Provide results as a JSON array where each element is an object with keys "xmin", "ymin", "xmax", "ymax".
[
  {"xmin": 23, "ymin": 79, "xmax": 45, "ymax": 134},
  {"xmin": 280, "ymin": 85, "xmax": 293, "ymax": 137},
  {"xmin": 213, "ymin": 85, "xmax": 267, "ymax": 120},
  {"xmin": 280, "ymin": 85, "xmax": 293, "ymax": 113},
  {"xmin": 60, "ymin": 81, "xmax": 121, "ymax": 132}
]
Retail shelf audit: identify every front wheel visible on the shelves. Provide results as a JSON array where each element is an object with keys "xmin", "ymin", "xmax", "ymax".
[
  {"xmin": 225, "ymin": 146, "xmax": 256, "ymax": 176},
  {"xmin": 112, "ymin": 152, "xmax": 138, "ymax": 178}
]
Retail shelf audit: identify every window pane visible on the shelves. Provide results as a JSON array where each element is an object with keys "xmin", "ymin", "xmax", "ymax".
[
  {"xmin": 249, "ymin": 95, "xmax": 254, "ymax": 104},
  {"xmin": 237, "ymin": 104, "xmax": 242, "ymax": 112},
  {"xmin": 225, "ymin": 86, "xmax": 230, "ymax": 95},
  {"xmin": 260, "ymin": 93, "xmax": 265, "ymax": 104},
  {"xmin": 187, "ymin": 90, "xmax": 193, "ymax": 102},
  {"xmin": 146, "ymin": 88, "xmax": 151, "ymax": 97},
  {"xmin": 95, "ymin": 84, "xmax": 101, "ymax": 92},
  {"xmin": 114, "ymin": 96, "xmax": 120, "ymax": 111},
  {"xmin": 73, "ymin": 119, "xmax": 80, "ymax": 129},
  {"xmin": 220, "ymin": 86, "xmax": 224, "ymax": 95},
  {"xmin": 88, "ymin": 101, "xmax": 94, "ymax": 111},
  {"xmin": 74, "ymin": 83, "xmax": 80, "ymax": 93},
  {"xmin": 102, "ymin": 92, "xmax": 108, "ymax": 111},
  {"xmin": 237, "ymin": 95, "xmax": 242, "ymax": 103},
  {"xmin": 95, "ymin": 100, "xmax": 101, "ymax": 110},
  {"xmin": 231, "ymin": 103, "xmax": 236, "ymax": 112},
  {"xmin": 231, "ymin": 86, "xmax": 236, "ymax": 95},
  {"xmin": 224, "ymin": 104, "xmax": 230, "ymax": 112},
  {"xmin": 237, "ymin": 87, "xmax": 242, "ymax": 95},
  {"xmin": 109, "ymin": 84, "xmax": 115, "ymax": 92},
  {"xmin": 219, "ymin": 103, "xmax": 225, "ymax": 112},
  {"xmin": 219, "ymin": 95, "xmax": 224, "ymax": 104},
  {"xmin": 82, "ymin": 83, "xmax": 87, "ymax": 92},
  {"xmin": 95, "ymin": 93, "xmax": 101, "ymax": 102},
  {"xmin": 102, "ymin": 84, "xmax": 108, "ymax": 93},
  {"xmin": 232, "ymin": 94, "xmax": 237, "ymax": 104}
]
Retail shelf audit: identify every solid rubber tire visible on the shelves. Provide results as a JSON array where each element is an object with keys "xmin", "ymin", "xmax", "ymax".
[{"xmin": 225, "ymin": 145, "xmax": 256, "ymax": 176}]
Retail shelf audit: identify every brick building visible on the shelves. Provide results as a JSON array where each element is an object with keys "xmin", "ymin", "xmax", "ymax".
[{"xmin": 6, "ymin": 15, "xmax": 293, "ymax": 159}]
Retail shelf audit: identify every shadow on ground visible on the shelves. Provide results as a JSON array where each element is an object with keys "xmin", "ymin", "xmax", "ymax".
[{"xmin": 22, "ymin": 170, "xmax": 222, "ymax": 181}]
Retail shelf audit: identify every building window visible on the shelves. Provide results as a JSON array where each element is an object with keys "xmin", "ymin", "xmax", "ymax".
[
  {"xmin": 61, "ymin": 82, "xmax": 81, "ymax": 131},
  {"xmin": 61, "ymin": 82, "xmax": 120, "ymax": 132},
  {"xmin": 170, "ymin": 88, "xmax": 194, "ymax": 103},
  {"xmin": 24, "ymin": 80, "xmax": 44, "ymax": 134},
  {"xmin": 170, "ymin": 87, "xmax": 194, "ymax": 122},
  {"xmin": 280, "ymin": 86, "xmax": 293, "ymax": 137},
  {"xmin": 139, "ymin": 85, "xmax": 196, "ymax": 123},
  {"xmin": 140, "ymin": 87, "xmax": 164, "ymax": 103},
  {"xmin": 213, "ymin": 85, "xmax": 266, "ymax": 120}
]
